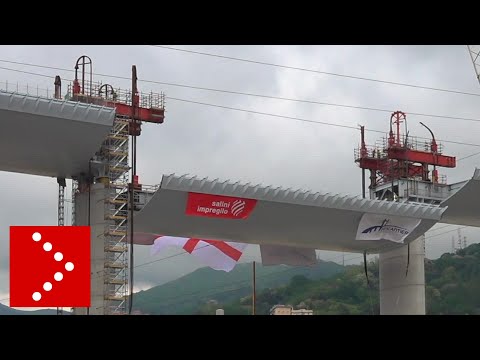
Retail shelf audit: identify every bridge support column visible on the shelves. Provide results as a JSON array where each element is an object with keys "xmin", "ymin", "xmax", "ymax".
[
  {"xmin": 379, "ymin": 235, "xmax": 426, "ymax": 315},
  {"xmin": 72, "ymin": 183, "xmax": 107, "ymax": 315}
]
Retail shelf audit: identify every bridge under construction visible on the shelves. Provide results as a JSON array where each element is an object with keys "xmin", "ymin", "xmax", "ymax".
[{"xmin": 1, "ymin": 52, "xmax": 480, "ymax": 315}]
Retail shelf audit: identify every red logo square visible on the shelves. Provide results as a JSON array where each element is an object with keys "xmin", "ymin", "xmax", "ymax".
[
  {"xmin": 9, "ymin": 226, "xmax": 90, "ymax": 308},
  {"xmin": 185, "ymin": 192, "xmax": 257, "ymax": 219}
]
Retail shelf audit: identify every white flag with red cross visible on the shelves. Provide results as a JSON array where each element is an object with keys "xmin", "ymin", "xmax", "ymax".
[
  {"xmin": 133, "ymin": 233, "xmax": 317, "ymax": 271},
  {"xmin": 134, "ymin": 233, "xmax": 247, "ymax": 272},
  {"xmin": 149, "ymin": 235, "xmax": 247, "ymax": 272}
]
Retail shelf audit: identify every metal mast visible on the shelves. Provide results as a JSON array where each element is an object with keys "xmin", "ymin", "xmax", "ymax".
[{"xmin": 54, "ymin": 77, "xmax": 65, "ymax": 316}]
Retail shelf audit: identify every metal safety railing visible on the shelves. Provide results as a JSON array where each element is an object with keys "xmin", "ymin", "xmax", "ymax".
[
  {"xmin": 66, "ymin": 80, "xmax": 165, "ymax": 110},
  {"xmin": 0, "ymin": 80, "xmax": 55, "ymax": 99}
]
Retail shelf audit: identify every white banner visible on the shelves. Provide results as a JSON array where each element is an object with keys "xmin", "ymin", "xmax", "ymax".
[{"xmin": 355, "ymin": 213, "xmax": 421, "ymax": 243}]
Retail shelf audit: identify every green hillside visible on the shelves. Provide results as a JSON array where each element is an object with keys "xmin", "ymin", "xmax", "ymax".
[
  {"xmin": 202, "ymin": 243, "xmax": 480, "ymax": 315},
  {"xmin": 132, "ymin": 260, "xmax": 344, "ymax": 314}
]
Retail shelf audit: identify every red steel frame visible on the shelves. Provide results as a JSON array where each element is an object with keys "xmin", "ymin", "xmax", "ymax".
[{"xmin": 355, "ymin": 111, "xmax": 456, "ymax": 189}]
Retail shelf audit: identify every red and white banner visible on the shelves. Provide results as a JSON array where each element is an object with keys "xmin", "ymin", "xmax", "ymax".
[
  {"xmin": 185, "ymin": 192, "xmax": 257, "ymax": 219},
  {"xmin": 150, "ymin": 235, "xmax": 247, "ymax": 272},
  {"xmin": 135, "ymin": 233, "xmax": 320, "ymax": 270}
]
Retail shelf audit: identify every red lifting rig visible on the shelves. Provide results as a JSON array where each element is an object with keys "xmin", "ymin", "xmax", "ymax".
[
  {"xmin": 65, "ymin": 55, "xmax": 165, "ymax": 136},
  {"xmin": 355, "ymin": 111, "xmax": 456, "ymax": 191}
]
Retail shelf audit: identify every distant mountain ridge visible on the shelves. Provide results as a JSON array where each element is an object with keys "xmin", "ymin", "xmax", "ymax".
[
  {"xmin": 132, "ymin": 260, "xmax": 344, "ymax": 314},
  {"xmin": 0, "ymin": 303, "xmax": 70, "ymax": 315},
  {"xmin": 1, "ymin": 260, "xmax": 342, "ymax": 316}
]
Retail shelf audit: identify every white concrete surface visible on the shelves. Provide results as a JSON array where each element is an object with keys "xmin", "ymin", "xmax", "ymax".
[
  {"xmin": 379, "ymin": 236, "xmax": 426, "ymax": 315},
  {"xmin": 72, "ymin": 183, "xmax": 107, "ymax": 315}
]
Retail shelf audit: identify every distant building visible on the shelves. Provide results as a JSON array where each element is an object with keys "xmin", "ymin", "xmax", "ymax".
[
  {"xmin": 291, "ymin": 308, "xmax": 313, "ymax": 315},
  {"xmin": 270, "ymin": 305, "xmax": 292, "ymax": 315},
  {"xmin": 269, "ymin": 305, "xmax": 314, "ymax": 315}
]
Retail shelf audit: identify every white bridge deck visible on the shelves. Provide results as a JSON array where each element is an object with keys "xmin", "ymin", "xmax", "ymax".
[
  {"xmin": 133, "ymin": 174, "xmax": 448, "ymax": 253},
  {"xmin": 0, "ymin": 91, "xmax": 115, "ymax": 179}
]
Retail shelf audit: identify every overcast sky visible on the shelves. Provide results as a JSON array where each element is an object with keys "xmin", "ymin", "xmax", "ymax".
[{"xmin": 1, "ymin": 45, "xmax": 480, "ymax": 310}]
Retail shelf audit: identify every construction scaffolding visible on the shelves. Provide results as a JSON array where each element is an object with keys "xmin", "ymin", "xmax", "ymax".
[
  {"xmin": 64, "ymin": 95, "xmax": 131, "ymax": 314},
  {"xmin": 71, "ymin": 180, "xmax": 78, "ymax": 227},
  {"xmin": 57, "ymin": 177, "xmax": 66, "ymax": 315},
  {"xmin": 100, "ymin": 115, "xmax": 130, "ymax": 315}
]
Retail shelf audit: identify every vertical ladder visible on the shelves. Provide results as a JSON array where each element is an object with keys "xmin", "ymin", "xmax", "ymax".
[{"xmin": 102, "ymin": 115, "xmax": 130, "ymax": 315}]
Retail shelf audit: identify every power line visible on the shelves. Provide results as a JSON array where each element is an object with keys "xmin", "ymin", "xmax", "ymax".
[
  {"xmin": 3, "ymin": 59, "xmax": 480, "ymax": 124},
  {"xmin": 150, "ymin": 45, "xmax": 480, "ymax": 98},
  {"xmin": 157, "ymin": 83, "xmax": 480, "ymax": 123},
  {"xmin": 0, "ymin": 65, "xmax": 61, "ymax": 79},
  {"xmin": 129, "ymin": 244, "xmax": 212, "ymax": 269},
  {"xmin": 458, "ymin": 150, "xmax": 480, "ymax": 161},
  {"xmin": 1, "ymin": 64, "xmax": 480, "ymax": 157},
  {"xmin": 426, "ymin": 224, "xmax": 455, "ymax": 234},
  {"xmin": 3, "ymin": 62, "xmax": 480, "ymax": 153},
  {"xmin": 2, "ymin": 62, "xmax": 480, "ymax": 153},
  {"xmin": 425, "ymin": 226, "xmax": 470, "ymax": 240},
  {"xmin": 166, "ymin": 96, "xmax": 480, "ymax": 149},
  {"xmin": 168, "ymin": 96, "xmax": 378, "ymax": 132}
]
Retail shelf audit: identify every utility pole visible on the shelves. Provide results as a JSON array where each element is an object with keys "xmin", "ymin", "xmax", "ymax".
[
  {"xmin": 457, "ymin": 228, "xmax": 463, "ymax": 250},
  {"xmin": 252, "ymin": 261, "xmax": 256, "ymax": 315}
]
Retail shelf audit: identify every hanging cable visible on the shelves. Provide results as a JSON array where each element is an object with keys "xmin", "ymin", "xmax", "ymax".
[
  {"xmin": 363, "ymin": 251, "xmax": 369, "ymax": 285},
  {"xmin": 129, "ymin": 133, "xmax": 136, "ymax": 315},
  {"xmin": 405, "ymin": 243, "xmax": 411, "ymax": 277},
  {"xmin": 363, "ymin": 250, "xmax": 376, "ymax": 315},
  {"xmin": 86, "ymin": 160, "xmax": 92, "ymax": 316},
  {"xmin": 129, "ymin": 66, "xmax": 138, "ymax": 315}
]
